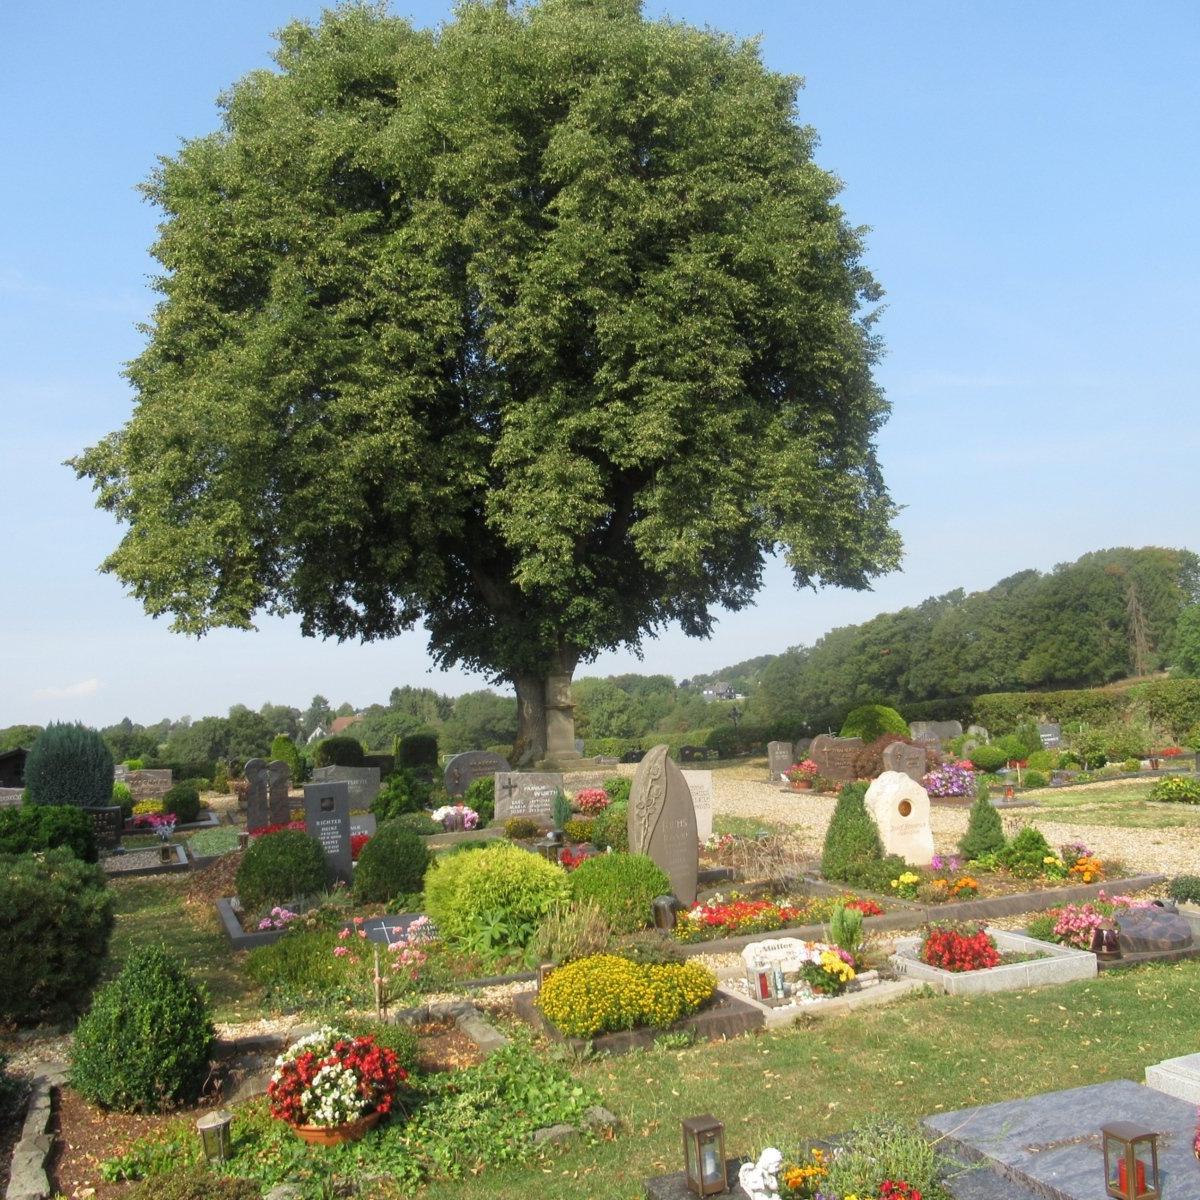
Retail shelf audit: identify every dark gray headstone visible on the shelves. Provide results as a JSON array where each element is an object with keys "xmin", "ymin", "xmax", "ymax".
[
  {"xmin": 766, "ymin": 740, "xmax": 793, "ymax": 781},
  {"xmin": 243, "ymin": 758, "xmax": 270, "ymax": 830},
  {"xmin": 88, "ymin": 805, "xmax": 123, "ymax": 852},
  {"xmin": 310, "ymin": 765, "xmax": 380, "ymax": 808},
  {"xmin": 494, "ymin": 772, "xmax": 562, "ymax": 826},
  {"xmin": 808, "ymin": 734, "xmax": 863, "ymax": 782},
  {"xmin": 443, "ymin": 750, "xmax": 511, "ymax": 798},
  {"xmin": 303, "ymin": 781, "xmax": 352, "ymax": 884},
  {"xmin": 1117, "ymin": 908, "xmax": 1193, "ymax": 954},
  {"xmin": 267, "ymin": 759, "xmax": 291, "ymax": 825},
  {"xmin": 881, "ymin": 741, "xmax": 926, "ymax": 784},
  {"xmin": 909, "ymin": 720, "xmax": 963, "ymax": 744},
  {"xmin": 628, "ymin": 745, "xmax": 698, "ymax": 906},
  {"xmin": 1037, "ymin": 723, "xmax": 1063, "ymax": 749}
]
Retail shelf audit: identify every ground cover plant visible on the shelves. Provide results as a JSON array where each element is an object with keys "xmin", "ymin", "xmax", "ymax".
[{"xmin": 0, "ymin": 802, "xmax": 98, "ymax": 861}]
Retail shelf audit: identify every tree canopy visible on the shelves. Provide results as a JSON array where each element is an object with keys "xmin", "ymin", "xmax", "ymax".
[{"xmin": 72, "ymin": 0, "xmax": 899, "ymax": 759}]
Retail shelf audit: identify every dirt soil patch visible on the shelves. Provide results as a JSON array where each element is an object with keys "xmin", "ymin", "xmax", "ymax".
[
  {"xmin": 412, "ymin": 1021, "xmax": 482, "ymax": 1073},
  {"xmin": 183, "ymin": 851, "xmax": 244, "ymax": 913}
]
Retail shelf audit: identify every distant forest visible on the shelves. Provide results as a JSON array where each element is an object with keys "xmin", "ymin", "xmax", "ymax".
[{"xmin": 3, "ymin": 546, "xmax": 1197, "ymax": 760}]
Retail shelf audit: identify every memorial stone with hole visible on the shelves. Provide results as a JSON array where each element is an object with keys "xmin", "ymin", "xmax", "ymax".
[{"xmin": 864, "ymin": 770, "xmax": 934, "ymax": 866}]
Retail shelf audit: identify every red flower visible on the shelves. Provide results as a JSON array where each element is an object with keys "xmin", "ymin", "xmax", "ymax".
[
  {"xmin": 920, "ymin": 925, "xmax": 1000, "ymax": 972},
  {"xmin": 249, "ymin": 821, "xmax": 307, "ymax": 837},
  {"xmin": 267, "ymin": 1035, "xmax": 407, "ymax": 1126},
  {"xmin": 351, "ymin": 833, "xmax": 371, "ymax": 861}
]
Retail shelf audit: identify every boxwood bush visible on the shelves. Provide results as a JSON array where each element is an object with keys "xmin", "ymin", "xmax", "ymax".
[
  {"xmin": 235, "ymin": 830, "xmax": 327, "ymax": 911},
  {"xmin": 24, "ymin": 722, "xmax": 114, "ymax": 808},
  {"xmin": 590, "ymin": 797, "xmax": 629, "ymax": 851},
  {"xmin": 372, "ymin": 769, "xmax": 432, "ymax": 820},
  {"xmin": 70, "ymin": 946, "xmax": 214, "ymax": 1112},
  {"xmin": 163, "ymin": 781, "xmax": 201, "ymax": 823},
  {"xmin": 839, "ymin": 705, "xmax": 909, "ymax": 742},
  {"xmin": 568, "ymin": 852, "xmax": 670, "ymax": 933},
  {"xmin": 0, "ymin": 803, "xmax": 97, "ymax": 862},
  {"xmin": 968, "ymin": 744, "xmax": 1009, "ymax": 773},
  {"xmin": 352, "ymin": 821, "xmax": 430, "ymax": 903},
  {"xmin": 0, "ymin": 848, "xmax": 113, "ymax": 1024},
  {"xmin": 464, "ymin": 775, "xmax": 496, "ymax": 824}
]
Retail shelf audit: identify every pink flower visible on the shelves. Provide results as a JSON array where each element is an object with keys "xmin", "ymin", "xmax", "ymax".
[
  {"xmin": 333, "ymin": 946, "xmax": 350, "ymax": 957},
  {"xmin": 338, "ymin": 928, "xmax": 351, "ymax": 940}
]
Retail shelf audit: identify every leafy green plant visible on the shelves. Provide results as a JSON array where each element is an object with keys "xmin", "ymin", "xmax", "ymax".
[
  {"xmin": 1147, "ymin": 776, "xmax": 1200, "ymax": 804},
  {"xmin": 0, "ymin": 803, "xmax": 98, "ymax": 861},
  {"xmin": 244, "ymin": 929, "xmax": 361, "ymax": 1007},
  {"xmin": 959, "ymin": 784, "xmax": 1005, "ymax": 860},
  {"xmin": 463, "ymin": 776, "xmax": 496, "ymax": 824},
  {"xmin": 503, "ymin": 816, "xmax": 540, "ymax": 840},
  {"xmin": 995, "ymin": 825, "xmax": 1055, "ymax": 877},
  {"xmin": 1167, "ymin": 874, "xmax": 1200, "ymax": 904},
  {"xmin": 822, "ymin": 1120, "xmax": 940, "ymax": 1197},
  {"xmin": 24, "ymin": 722, "xmax": 114, "ymax": 808},
  {"xmin": 1022, "ymin": 769, "xmax": 1048, "ymax": 789},
  {"xmin": 0, "ymin": 848, "xmax": 113, "ymax": 1023},
  {"xmin": 563, "ymin": 816, "xmax": 594, "ymax": 843},
  {"xmin": 235, "ymin": 829, "xmax": 327, "ymax": 911},
  {"xmin": 352, "ymin": 821, "xmax": 430, "ymax": 903},
  {"xmin": 612, "ymin": 931, "xmax": 686, "ymax": 965},
  {"xmin": 187, "ymin": 826, "xmax": 241, "ymax": 857},
  {"xmin": 163, "ymin": 781, "xmax": 201, "ymax": 823},
  {"xmin": 552, "ymin": 789, "xmax": 572, "ymax": 830},
  {"xmin": 127, "ymin": 1169, "xmax": 262, "ymax": 1200},
  {"xmin": 827, "ymin": 902, "xmax": 865, "ymax": 959},
  {"xmin": 71, "ymin": 946, "xmax": 214, "ymax": 1112},
  {"xmin": 372, "ymin": 769, "xmax": 432, "ymax": 820},
  {"xmin": 1024, "ymin": 749, "xmax": 1054, "ymax": 771},
  {"xmin": 968, "ymin": 744, "xmax": 1009, "ymax": 773},
  {"xmin": 269, "ymin": 734, "xmax": 305, "ymax": 782},
  {"xmin": 604, "ymin": 776, "xmax": 632, "ymax": 806},
  {"xmin": 839, "ymin": 704, "xmax": 908, "ymax": 742},
  {"xmin": 590, "ymin": 798, "xmax": 629, "ymax": 851},
  {"xmin": 112, "ymin": 780, "xmax": 134, "ymax": 817},
  {"xmin": 397, "ymin": 733, "xmax": 439, "ymax": 770},
  {"xmin": 424, "ymin": 842, "xmax": 569, "ymax": 961},
  {"xmin": 568, "ymin": 852, "xmax": 670, "ymax": 933},
  {"xmin": 314, "ymin": 736, "xmax": 364, "ymax": 768},
  {"xmin": 1025, "ymin": 913, "xmax": 1057, "ymax": 941},
  {"xmin": 533, "ymin": 900, "xmax": 613, "ymax": 965}
]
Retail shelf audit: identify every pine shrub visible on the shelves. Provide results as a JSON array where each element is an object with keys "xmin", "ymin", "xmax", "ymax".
[
  {"xmin": 70, "ymin": 946, "xmax": 214, "ymax": 1112},
  {"xmin": 235, "ymin": 829, "xmax": 327, "ymax": 911},
  {"xmin": 821, "ymin": 782, "xmax": 884, "ymax": 886},
  {"xmin": 568, "ymin": 852, "xmax": 670, "ymax": 933},
  {"xmin": 959, "ymin": 785, "xmax": 1005, "ymax": 860},
  {"xmin": 24, "ymin": 722, "xmax": 114, "ymax": 808},
  {"xmin": 0, "ymin": 803, "xmax": 97, "ymax": 861},
  {"xmin": 352, "ymin": 821, "xmax": 430, "ymax": 903},
  {"xmin": 0, "ymin": 848, "xmax": 113, "ymax": 1023}
]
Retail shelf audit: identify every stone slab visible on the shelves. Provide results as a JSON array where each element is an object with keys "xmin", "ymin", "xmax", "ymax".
[
  {"xmin": 715, "ymin": 976, "xmax": 924, "ymax": 1029},
  {"xmin": 925, "ymin": 1079, "xmax": 1200, "ymax": 1200},
  {"xmin": 766, "ymin": 740, "xmax": 793, "ymax": 780},
  {"xmin": 890, "ymin": 929, "xmax": 1096, "ymax": 995},
  {"xmin": 1145, "ymin": 1051, "xmax": 1200, "ymax": 1104},
  {"xmin": 644, "ymin": 1161, "xmax": 748, "ymax": 1200},
  {"xmin": 444, "ymin": 750, "xmax": 511, "ymax": 797},
  {"xmin": 681, "ymin": 768, "xmax": 713, "ymax": 843},
  {"xmin": 310, "ymin": 764, "xmax": 380, "ymax": 808},
  {"xmin": 808, "ymin": 734, "xmax": 863, "ymax": 781},
  {"xmin": 494, "ymin": 771, "xmax": 562, "ymax": 826}
]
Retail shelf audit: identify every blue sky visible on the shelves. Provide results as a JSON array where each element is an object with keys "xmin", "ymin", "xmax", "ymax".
[{"xmin": 2, "ymin": 1, "xmax": 1197, "ymax": 727}]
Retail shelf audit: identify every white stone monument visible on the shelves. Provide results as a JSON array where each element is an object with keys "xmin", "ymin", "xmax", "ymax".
[
  {"xmin": 864, "ymin": 770, "xmax": 934, "ymax": 867},
  {"xmin": 681, "ymin": 769, "xmax": 713, "ymax": 843}
]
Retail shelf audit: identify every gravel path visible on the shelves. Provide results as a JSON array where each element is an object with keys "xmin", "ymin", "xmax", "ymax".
[{"xmin": 711, "ymin": 777, "xmax": 1198, "ymax": 877}]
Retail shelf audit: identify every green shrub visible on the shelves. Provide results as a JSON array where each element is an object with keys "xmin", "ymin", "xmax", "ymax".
[
  {"xmin": 1123, "ymin": 758, "xmax": 1142, "ymax": 772},
  {"xmin": 269, "ymin": 734, "xmax": 305, "ymax": 782},
  {"xmin": 821, "ymin": 782, "xmax": 884, "ymax": 887},
  {"xmin": 828, "ymin": 903, "xmax": 865, "ymax": 958},
  {"xmin": 612, "ymin": 930, "xmax": 686, "ymax": 965},
  {"xmin": 1147, "ymin": 775, "xmax": 1200, "ymax": 804},
  {"xmin": 162, "ymin": 782, "xmax": 201, "ymax": 823},
  {"xmin": 533, "ymin": 899, "xmax": 613, "ymax": 965},
  {"xmin": 212, "ymin": 761, "xmax": 231, "ymax": 793},
  {"xmin": 344, "ymin": 1018, "xmax": 419, "ymax": 1074},
  {"xmin": 423, "ymin": 842, "xmax": 570, "ymax": 960},
  {"xmin": 839, "ymin": 705, "xmax": 908, "ymax": 742},
  {"xmin": 0, "ymin": 848, "xmax": 113, "ymax": 1023},
  {"xmin": 314, "ymin": 735, "xmax": 364, "ymax": 768},
  {"xmin": 353, "ymin": 821, "xmax": 430, "ymax": 903},
  {"xmin": 959, "ymin": 785, "xmax": 1005, "ymax": 860},
  {"xmin": 503, "ymin": 817, "xmax": 540, "ymax": 840},
  {"xmin": 393, "ymin": 811, "xmax": 441, "ymax": 835},
  {"xmin": 552, "ymin": 789, "xmax": 572, "ymax": 830},
  {"xmin": 568, "ymin": 853, "xmax": 670, "ymax": 934},
  {"xmin": 372, "ymin": 769, "xmax": 431, "ymax": 820},
  {"xmin": 71, "ymin": 946, "xmax": 214, "ymax": 1112},
  {"xmin": 463, "ymin": 776, "xmax": 495, "ymax": 824},
  {"xmin": 112, "ymin": 780, "xmax": 134, "ymax": 818},
  {"xmin": 590, "ymin": 798, "xmax": 629, "ymax": 851},
  {"xmin": 398, "ymin": 733, "xmax": 439, "ymax": 770},
  {"xmin": 235, "ymin": 830, "xmax": 327, "ymax": 911},
  {"xmin": 1025, "ymin": 913, "xmax": 1058, "ymax": 941},
  {"xmin": 604, "ymin": 776, "xmax": 632, "ymax": 806},
  {"xmin": 563, "ymin": 816, "xmax": 594, "ymax": 844},
  {"xmin": 995, "ymin": 825, "xmax": 1054, "ymax": 876},
  {"xmin": 1022, "ymin": 769, "xmax": 1048, "ymax": 789},
  {"xmin": 1025, "ymin": 749, "xmax": 1054, "ymax": 771},
  {"xmin": 24, "ymin": 722, "xmax": 114, "ymax": 809},
  {"xmin": 0, "ymin": 803, "xmax": 98, "ymax": 861},
  {"xmin": 968, "ymin": 744, "xmax": 1009, "ymax": 773},
  {"xmin": 1167, "ymin": 874, "xmax": 1200, "ymax": 904},
  {"xmin": 187, "ymin": 826, "xmax": 241, "ymax": 857},
  {"xmin": 124, "ymin": 758, "xmax": 145, "ymax": 771},
  {"xmin": 822, "ymin": 1120, "xmax": 940, "ymax": 1198},
  {"xmin": 127, "ymin": 1170, "xmax": 261, "ymax": 1200},
  {"xmin": 1101, "ymin": 720, "xmax": 1152, "ymax": 762}
]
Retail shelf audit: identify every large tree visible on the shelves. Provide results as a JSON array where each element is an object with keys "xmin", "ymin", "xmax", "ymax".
[{"xmin": 72, "ymin": 0, "xmax": 900, "ymax": 762}]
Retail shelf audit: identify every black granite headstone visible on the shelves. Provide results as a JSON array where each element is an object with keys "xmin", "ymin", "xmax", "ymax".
[{"xmin": 303, "ymin": 781, "xmax": 352, "ymax": 884}]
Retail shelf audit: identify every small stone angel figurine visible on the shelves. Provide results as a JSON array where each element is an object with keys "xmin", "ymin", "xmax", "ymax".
[{"xmin": 737, "ymin": 1146, "xmax": 784, "ymax": 1199}]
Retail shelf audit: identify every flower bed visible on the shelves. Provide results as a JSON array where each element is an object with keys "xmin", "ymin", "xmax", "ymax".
[
  {"xmin": 674, "ymin": 892, "xmax": 883, "ymax": 943},
  {"xmin": 1025, "ymin": 893, "xmax": 1155, "ymax": 949}
]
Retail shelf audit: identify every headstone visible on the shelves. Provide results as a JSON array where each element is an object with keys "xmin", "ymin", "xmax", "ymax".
[
  {"xmin": 794, "ymin": 737, "xmax": 812, "ymax": 755},
  {"xmin": 443, "ymin": 750, "xmax": 511, "ymax": 798},
  {"xmin": 1117, "ymin": 907, "xmax": 1194, "ymax": 954},
  {"xmin": 494, "ymin": 772, "xmax": 563, "ymax": 826},
  {"xmin": 113, "ymin": 766, "xmax": 174, "ymax": 802},
  {"xmin": 243, "ymin": 758, "xmax": 270, "ymax": 830},
  {"xmin": 881, "ymin": 741, "xmax": 926, "ymax": 784},
  {"xmin": 967, "ymin": 724, "xmax": 990, "ymax": 742},
  {"xmin": 303, "ymin": 781, "xmax": 352, "ymax": 884},
  {"xmin": 864, "ymin": 772, "xmax": 934, "ymax": 866},
  {"xmin": 267, "ymin": 759, "xmax": 291, "ymax": 825},
  {"xmin": 909, "ymin": 720, "xmax": 962, "ymax": 744},
  {"xmin": 681, "ymin": 769, "xmax": 714, "ymax": 843},
  {"xmin": 766, "ymin": 741, "xmax": 794, "ymax": 781},
  {"xmin": 574, "ymin": 738, "xmax": 586, "ymax": 755},
  {"xmin": 0, "ymin": 787, "xmax": 23, "ymax": 808},
  {"xmin": 310, "ymin": 765, "xmax": 381, "ymax": 808},
  {"xmin": 1037, "ymin": 723, "xmax": 1062, "ymax": 749},
  {"xmin": 349, "ymin": 812, "xmax": 377, "ymax": 838},
  {"xmin": 88, "ymin": 805, "xmax": 123, "ymax": 852},
  {"xmin": 807, "ymin": 734, "xmax": 863, "ymax": 782},
  {"xmin": 628, "ymin": 745, "xmax": 698, "ymax": 905},
  {"xmin": 741, "ymin": 938, "xmax": 809, "ymax": 974}
]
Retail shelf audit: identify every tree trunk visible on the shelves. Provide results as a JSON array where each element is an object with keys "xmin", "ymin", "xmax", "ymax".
[{"xmin": 513, "ymin": 673, "xmax": 548, "ymax": 766}]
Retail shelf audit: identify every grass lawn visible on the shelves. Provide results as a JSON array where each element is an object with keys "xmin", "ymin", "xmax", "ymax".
[
  {"xmin": 421, "ymin": 959, "xmax": 1200, "ymax": 1199},
  {"xmin": 1028, "ymin": 780, "xmax": 1200, "ymax": 829}
]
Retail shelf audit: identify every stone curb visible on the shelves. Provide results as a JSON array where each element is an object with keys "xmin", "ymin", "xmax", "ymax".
[
  {"xmin": 5, "ymin": 1061, "xmax": 66, "ymax": 1200},
  {"xmin": 101, "ymin": 842, "xmax": 190, "ymax": 878},
  {"xmin": 389, "ymin": 999, "xmax": 510, "ymax": 1056}
]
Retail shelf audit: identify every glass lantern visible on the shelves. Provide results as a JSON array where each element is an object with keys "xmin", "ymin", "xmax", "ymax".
[
  {"xmin": 1102, "ymin": 1122, "xmax": 1160, "ymax": 1199},
  {"xmin": 196, "ymin": 1109, "xmax": 234, "ymax": 1163},
  {"xmin": 682, "ymin": 1115, "xmax": 727, "ymax": 1196}
]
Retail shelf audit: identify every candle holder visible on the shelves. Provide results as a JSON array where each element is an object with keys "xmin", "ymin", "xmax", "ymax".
[
  {"xmin": 682, "ymin": 1115, "xmax": 727, "ymax": 1196},
  {"xmin": 1102, "ymin": 1122, "xmax": 1159, "ymax": 1198},
  {"xmin": 196, "ymin": 1109, "xmax": 234, "ymax": 1163}
]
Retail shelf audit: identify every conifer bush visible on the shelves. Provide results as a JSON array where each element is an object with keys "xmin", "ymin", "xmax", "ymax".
[
  {"xmin": 24, "ymin": 722, "xmax": 114, "ymax": 808},
  {"xmin": 0, "ymin": 803, "xmax": 98, "ymax": 861},
  {"xmin": 821, "ymin": 782, "xmax": 883, "ymax": 886},
  {"xmin": 959, "ymin": 783, "xmax": 1005, "ymax": 860},
  {"xmin": 70, "ymin": 946, "xmax": 214, "ymax": 1112}
]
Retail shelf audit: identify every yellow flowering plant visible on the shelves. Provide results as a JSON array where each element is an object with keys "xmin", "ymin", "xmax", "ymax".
[{"xmin": 889, "ymin": 871, "xmax": 921, "ymax": 900}]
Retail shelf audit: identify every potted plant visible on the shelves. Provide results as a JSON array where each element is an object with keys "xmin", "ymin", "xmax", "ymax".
[
  {"xmin": 784, "ymin": 760, "xmax": 819, "ymax": 791},
  {"xmin": 268, "ymin": 1027, "xmax": 406, "ymax": 1145}
]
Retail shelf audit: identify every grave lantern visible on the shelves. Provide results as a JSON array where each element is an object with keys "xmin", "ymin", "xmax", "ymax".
[
  {"xmin": 1101, "ymin": 1122, "xmax": 1160, "ymax": 1200},
  {"xmin": 196, "ymin": 1109, "xmax": 234, "ymax": 1163},
  {"xmin": 158, "ymin": 843, "xmax": 173, "ymax": 864},
  {"xmin": 682, "ymin": 1114, "xmax": 727, "ymax": 1196},
  {"xmin": 652, "ymin": 895, "xmax": 680, "ymax": 931},
  {"xmin": 237, "ymin": 831, "xmax": 249, "ymax": 850},
  {"xmin": 1090, "ymin": 917, "xmax": 1121, "ymax": 960}
]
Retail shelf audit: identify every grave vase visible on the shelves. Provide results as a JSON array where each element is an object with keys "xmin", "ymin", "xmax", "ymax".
[
  {"xmin": 788, "ymin": 778, "xmax": 812, "ymax": 792},
  {"xmin": 291, "ymin": 1110, "xmax": 381, "ymax": 1147}
]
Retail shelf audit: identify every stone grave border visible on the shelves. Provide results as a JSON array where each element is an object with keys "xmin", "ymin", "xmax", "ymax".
[
  {"xmin": 513, "ymin": 988, "xmax": 762, "ymax": 1056},
  {"xmin": 100, "ymin": 843, "xmax": 190, "ymax": 877},
  {"xmin": 714, "ymin": 968, "xmax": 926, "ymax": 1030},
  {"xmin": 889, "ymin": 928, "xmax": 1097, "ymax": 995},
  {"xmin": 123, "ymin": 809, "xmax": 221, "ymax": 836},
  {"xmin": 5, "ymin": 1060, "xmax": 63, "ymax": 1200}
]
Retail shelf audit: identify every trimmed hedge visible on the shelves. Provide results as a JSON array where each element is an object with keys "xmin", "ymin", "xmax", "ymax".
[
  {"xmin": 397, "ymin": 733, "xmax": 439, "ymax": 770},
  {"xmin": 24, "ymin": 722, "xmax": 114, "ymax": 809},
  {"xmin": 163, "ymin": 781, "xmax": 201, "ymax": 823},
  {"xmin": 314, "ymin": 735, "xmax": 365, "ymax": 767},
  {"xmin": 352, "ymin": 821, "xmax": 430, "ymax": 903},
  {"xmin": 568, "ymin": 853, "xmax": 670, "ymax": 933},
  {"xmin": 0, "ymin": 803, "xmax": 98, "ymax": 861}
]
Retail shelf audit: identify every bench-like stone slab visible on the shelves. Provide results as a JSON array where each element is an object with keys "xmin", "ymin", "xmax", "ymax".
[{"xmin": 1145, "ymin": 1050, "xmax": 1200, "ymax": 1104}]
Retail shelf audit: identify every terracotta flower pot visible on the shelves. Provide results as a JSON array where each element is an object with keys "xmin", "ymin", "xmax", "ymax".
[
  {"xmin": 789, "ymin": 780, "xmax": 813, "ymax": 791},
  {"xmin": 291, "ymin": 1110, "xmax": 381, "ymax": 1146}
]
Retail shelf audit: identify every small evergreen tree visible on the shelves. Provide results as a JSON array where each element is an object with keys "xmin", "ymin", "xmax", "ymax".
[
  {"xmin": 959, "ymin": 781, "xmax": 1005, "ymax": 860},
  {"xmin": 821, "ymin": 781, "xmax": 885, "ymax": 885},
  {"xmin": 269, "ymin": 734, "xmax": 304, "ymax": 781},
  {"xmin": 25, "ymin": 722, "xmax": 114, "ymax": 808}
]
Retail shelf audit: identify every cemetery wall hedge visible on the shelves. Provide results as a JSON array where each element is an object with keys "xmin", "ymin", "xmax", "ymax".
[
  {"xmin": 0, "ymin": 848, "xmax": 114, "ymax": 1024},
  {"xmin": 24, "ymin": 721, "xmax": 114, "ymax": 809},
  {"xmin": 352, "ymin": 821, "xmax": 430, "ymax": 902},
  {"xmin": 235, "ymin": 830, "xmax": 327, "ymax": 911},
  {"xmin": 71, "ymin": 946, "xmax": 214, "ymax": 1112},
  {"xmin": 314, "ymin": 735, "xmax": 365, "ymax": 768},
  {"xmin": 0, "ymin": 803, "xmax": 98, "ymax": 862}
]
